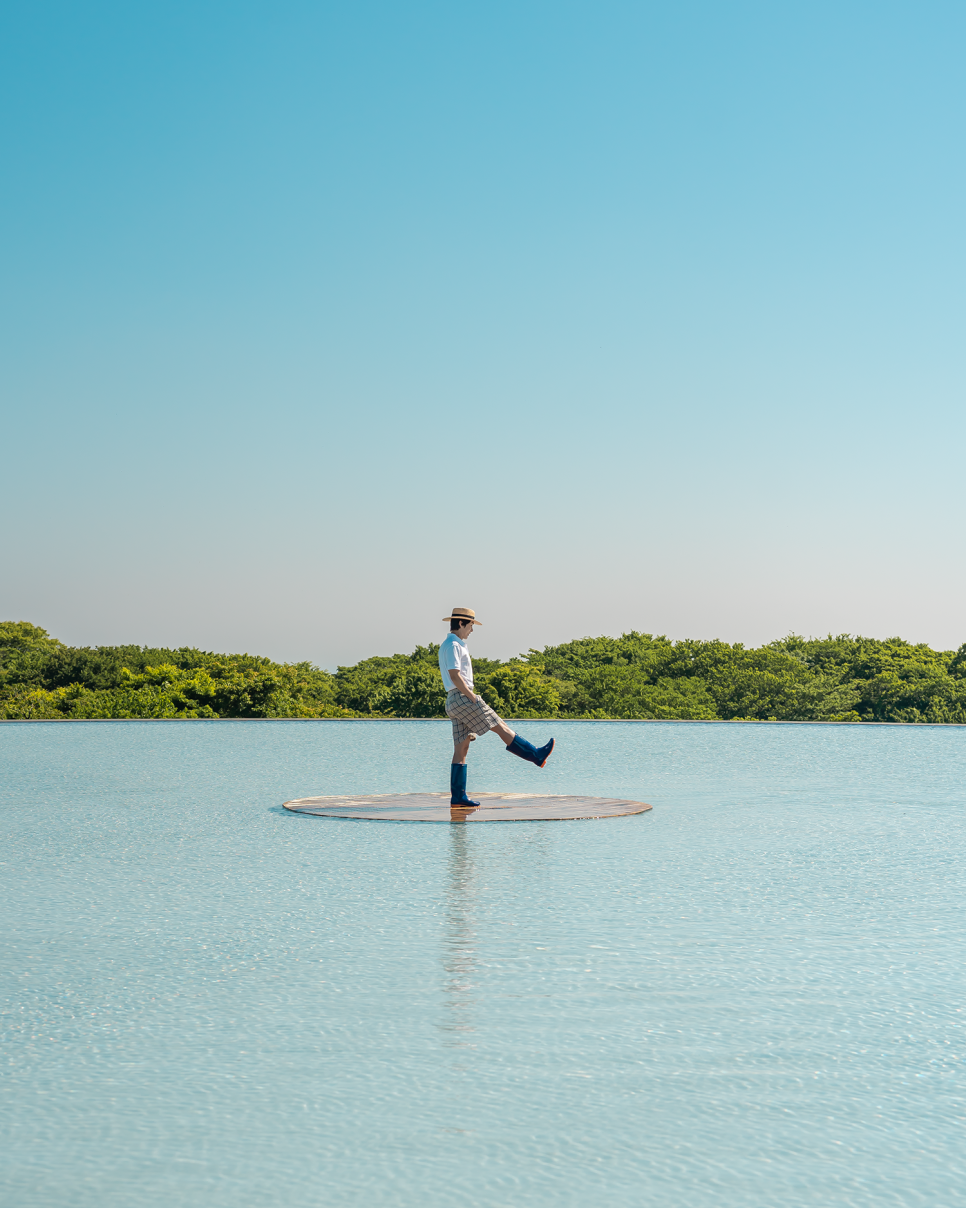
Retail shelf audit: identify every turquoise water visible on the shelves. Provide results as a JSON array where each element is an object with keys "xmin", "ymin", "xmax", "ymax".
[{"xmin": 2, "ymin": 719, "xmax": 966, "ymax": 1207}]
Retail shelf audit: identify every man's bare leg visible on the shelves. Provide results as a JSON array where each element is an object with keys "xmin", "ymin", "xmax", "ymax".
[
  {"xmin": 491, "ymin": 718, "xmax": 516, "ymax": 745},
  {"xmin": 454, "ymin": 717, "xmax": 515, "ymax": 766}
]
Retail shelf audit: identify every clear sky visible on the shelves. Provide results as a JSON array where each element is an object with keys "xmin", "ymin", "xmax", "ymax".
[{"xmin": 2, "ymin": 0, "xmax": 964, "ymax": 668}]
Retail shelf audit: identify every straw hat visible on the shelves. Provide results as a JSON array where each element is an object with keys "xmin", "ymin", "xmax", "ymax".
[{"xmin": 441, "ymin": 606, "xmax": 482, "ymax": 626}]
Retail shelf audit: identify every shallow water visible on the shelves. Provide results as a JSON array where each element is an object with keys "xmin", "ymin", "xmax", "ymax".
[{"xmin": 2, "ymin": 719, "xmax": 966, "ymax": 1207}]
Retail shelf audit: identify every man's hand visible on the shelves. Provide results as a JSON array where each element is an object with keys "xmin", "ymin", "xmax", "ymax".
[{"xmin": 449, "ymin": 670, "xmax": 476, "ymax": 702}]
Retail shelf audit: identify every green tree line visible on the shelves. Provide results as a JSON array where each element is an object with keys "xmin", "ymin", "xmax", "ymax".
[{"xmin": 3, "ymin": 620, "xmax": 966, "ymax": 723}]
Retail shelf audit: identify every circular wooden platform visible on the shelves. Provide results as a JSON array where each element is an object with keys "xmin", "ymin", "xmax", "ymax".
[{"xmin": 282, "ymin": 792, "xmax": 651, "ymax": 822}]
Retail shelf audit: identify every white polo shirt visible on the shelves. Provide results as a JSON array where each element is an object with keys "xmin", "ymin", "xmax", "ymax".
[{"xmin": 439, "ymin": 633, "xmax": 474, "ymax": 694}]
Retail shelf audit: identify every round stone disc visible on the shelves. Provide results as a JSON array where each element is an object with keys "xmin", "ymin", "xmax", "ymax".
[{"xmin": 282, "ymin": 792, "xmax": 651, "ymax": 822}]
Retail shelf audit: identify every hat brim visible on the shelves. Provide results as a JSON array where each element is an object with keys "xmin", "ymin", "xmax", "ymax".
[{"xmin": 442, "ymin": 616, "xmax": 482, "ymax": 625}]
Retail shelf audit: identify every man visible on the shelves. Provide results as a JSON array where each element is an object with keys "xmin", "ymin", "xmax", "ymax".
[{"xmin": 439, "ymin": 606, "xmax": 555, "ymax": 807}]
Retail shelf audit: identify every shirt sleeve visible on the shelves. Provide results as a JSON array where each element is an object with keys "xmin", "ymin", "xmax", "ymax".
[
  {"xmin": 439, "ymin": 640, "xmax": 462, "ymax": 688},
  {"xmin": 440, "ymin": 640, "xmax": 461, "ymax": 673}
]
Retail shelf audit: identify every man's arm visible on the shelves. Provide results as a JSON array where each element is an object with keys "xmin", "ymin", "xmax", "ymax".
[{"xmin": 448, "ymin": 670, "xmax": 476, "ymax": 702}]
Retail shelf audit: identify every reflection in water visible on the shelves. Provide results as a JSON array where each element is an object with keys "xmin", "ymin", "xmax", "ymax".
[{"xmin": 439, "ymin": 825, "xmax": 480, "ymax": 1049}]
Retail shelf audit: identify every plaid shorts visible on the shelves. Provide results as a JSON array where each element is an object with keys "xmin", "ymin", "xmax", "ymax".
[{"xmin": 446, "ymin": 690, "xmax": 502, "ymax": 744}]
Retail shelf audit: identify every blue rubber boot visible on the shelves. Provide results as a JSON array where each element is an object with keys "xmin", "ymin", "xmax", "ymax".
[
  {"xmin": 506, "ymin": 735, "xmax": 555, "ymax": 768},
  {"xmin": 450, "ymin": 763, "xmax": 480, "ymax": 807}
]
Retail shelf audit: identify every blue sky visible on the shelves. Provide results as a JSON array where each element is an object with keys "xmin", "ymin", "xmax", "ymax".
[{"xmin": 2, "ymin": 0, "xmax": 964, "ymax": 667}]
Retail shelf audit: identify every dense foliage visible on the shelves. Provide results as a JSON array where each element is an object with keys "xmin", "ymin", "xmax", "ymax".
[
  {"xmin": 0, "ymin": 622, "xmax": 349, "ymax": 720},
  {"xmin": 3, "ymin": 621, "xmax": 966, "ymax": 723}
]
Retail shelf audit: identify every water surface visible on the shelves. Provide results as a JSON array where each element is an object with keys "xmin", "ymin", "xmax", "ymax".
[{"xmin": 2, "ymin": 720, "xmax": 965, "ymax": 1207}]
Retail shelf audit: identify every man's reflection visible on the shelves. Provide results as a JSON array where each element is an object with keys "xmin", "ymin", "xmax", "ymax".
[{"xmin": 439, "ymin": 824, "xmax": 479, "ymax": 1048}]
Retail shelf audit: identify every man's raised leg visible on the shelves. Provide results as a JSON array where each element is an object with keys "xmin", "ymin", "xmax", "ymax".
[{"xmin": 488, "ymin": 713, "xmax": 554, "ymax": 768}]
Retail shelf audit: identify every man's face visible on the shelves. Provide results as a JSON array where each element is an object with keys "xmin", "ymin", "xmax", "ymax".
[{"xmin": 457, "ymin": 621, "xmax": 474, "ymax": 640}]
